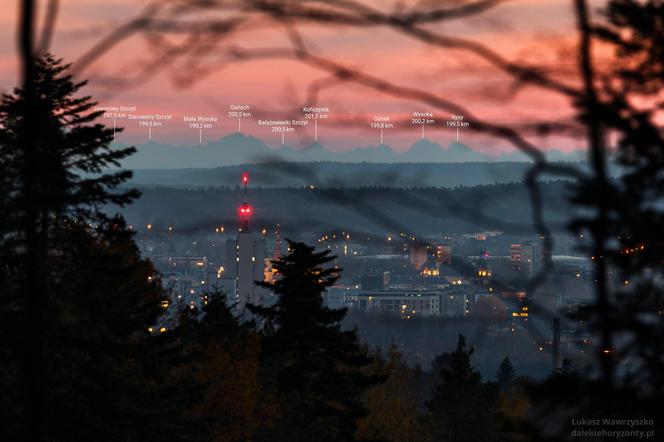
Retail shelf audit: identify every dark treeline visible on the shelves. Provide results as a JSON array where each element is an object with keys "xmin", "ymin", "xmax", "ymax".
[
  {"xmin": 343, "ymin": 312, "xmax": 555, "ymax": 381},
  {"xmin": 121, "ymin": 181, "xmax": 574, "ymax": 237}
]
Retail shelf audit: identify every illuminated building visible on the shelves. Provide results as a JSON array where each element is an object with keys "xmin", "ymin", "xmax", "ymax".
[
  {"xmin": 224, "ymin": 172, "xmax": 267, "ymax": 311},
  {"xmin": 263, "ymin": 225, "xmax": 282, "ymax": 285},
  {"xmin": 521, "ymin": 242, "xmax": 540, "ymax": 276},
  {"xmin": 438, "ymin": 263, "xmax": 465, "ymax": 286},
  {"xmin": 440, "ymin": 292, "xmax": 470, "ymax": 317},
  {"xmin": 272, "ymin": 223, "xmax": 282, "ymax": 261},
  {"xmin": 350, "ymin": 290, "xmax": 469, "ymax": 318},
  {"xmin": 510, "ymin": 244, "xmax": 523, "ymax": 272},
  {"xmin": 434, "ymin": 244, "xmax": 452, "ymax": 265},
  {"xmin": 409, "ymin": 243, "xmax": 427, "ymax": 271},
  {"xmin": 151, "ymin": 256, "xmax": 208, "ymax": 275},
  {"xmin": 502, "ymin": 291, "xmax": 529, "ymax": 320},
  {"xmin": 352, "ymin": 291, "xmax": 440, "ymax": 317},
  {"xmin": 552, "ymin": 255, "xmax": 592, "ymax": 278},
  {"xmin": 476, "ymin": 249, "xmax": 492, "ymax": 285},
  {"xmin": 421, "ymin": 261, "xmax": 440, "ymax": 277},
  {"xmin": 511, "ymin": 305, "xmax": 529, "ymax": 318},
  {"xmin": 511, "ymin": 239, "xmax": 545, "ymax": 277}
]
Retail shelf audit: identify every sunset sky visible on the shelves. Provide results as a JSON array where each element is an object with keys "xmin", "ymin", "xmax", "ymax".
[{"xmin": 1, "ymin": 1, "xmax": 609, "ymax": 154}]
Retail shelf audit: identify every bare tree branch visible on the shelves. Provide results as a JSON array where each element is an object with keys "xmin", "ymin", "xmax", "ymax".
[{"xmin": 38, "ymin": 0, "xmax": 60, "ymax": 54}]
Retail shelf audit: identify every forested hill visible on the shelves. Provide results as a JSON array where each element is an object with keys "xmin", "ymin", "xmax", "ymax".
[
  {"xmin": 127, "ymin": 161, "xmax": 594, "ymax": 189},
  {"xmin": 119, "ymin": 180, "xmax": 575, "ymax": 237}
]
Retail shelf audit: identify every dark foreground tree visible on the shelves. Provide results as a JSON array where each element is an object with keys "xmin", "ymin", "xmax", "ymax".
[
  {"xmin": 0, "ymin": 55, "xmax": 201, "ymax": 441},
  {"xmin": 496, "ymin": 356, "xmax": 516, "ymax": 392},
  {"xmin": 527, "ymin": 1, "xmax": 664, "ymax": 437},
  {"xmin": 356, "ymin": 344, "xmax": 427, "ymax": 442},
  {"xmin": 42, "ymin": 219, "xmax": 206, "ymax": 441},
  {"xmin": 176, "ymin": 294, "xmax": 279, "ymax": 442},
  {"xmin": 427, "ymin": 335, "xmax": 501, "ymax": 442},
  {"xmin": 250, "ymin": 241, "xmax": 380, "ymax": 442},
  {"xmin": 0, "ymin": 53, "xmax": 138, "ymax": 439},
  {"xmin": 495, "ymin": 357, "xmax": 532, "ymax": 440}
]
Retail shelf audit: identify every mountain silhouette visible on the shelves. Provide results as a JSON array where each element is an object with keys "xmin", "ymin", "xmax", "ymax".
[{"xmin": 119, "ymin": 133, "xmax": 583, "ymax": 169}]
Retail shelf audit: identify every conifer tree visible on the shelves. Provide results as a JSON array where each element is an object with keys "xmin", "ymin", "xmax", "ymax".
[
  {"xmin": 0, "ymin": 55, "xmax": 198, "ymax": 441},
  {"xmin": 176, "ymin": 295, "xmax": 279, "ymax": 442},
  {"xmin": 496, "ymin": 356, "xmax": 515, "ymax": 392},
  {"xmin": 0, "ymin": 54, "xmax": 137, "ymax": 226},
  {"xmin": 427, "ymin": 335, "xmax": 500, "ymax": 442},
  {"xmin": 250, "ymin": 241, "xmax": 380, "ymax": 442},
  {"xmin": 43, "ymin": 218, "xmax": 205, "ymax": 442}
]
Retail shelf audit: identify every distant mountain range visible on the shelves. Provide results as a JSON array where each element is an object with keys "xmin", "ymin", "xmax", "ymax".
[{"xmin": 118, "ymin": 133, "xmax": 585, "ymax": 169}]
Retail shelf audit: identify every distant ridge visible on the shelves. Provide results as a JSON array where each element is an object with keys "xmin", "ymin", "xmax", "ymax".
[
  {"xmin": 128, "ymin": 161, "xmax": 592, "ymax": 189},
  {"xmin": 118, "ymin": 133, "xmax": 585, "ymax": 169}
]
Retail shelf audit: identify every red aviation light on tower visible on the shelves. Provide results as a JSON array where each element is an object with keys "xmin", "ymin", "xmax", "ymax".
[
  {"xmin": 238, "ymin": 203, "xmax": 252, "ymax": 231},
  {"xmin": 238, "ymin": 203, "xmax": 253, "ymax": 217},
  {"xmin": 238, "ymin": 171, "xmax": 252, "ymax": 231}
]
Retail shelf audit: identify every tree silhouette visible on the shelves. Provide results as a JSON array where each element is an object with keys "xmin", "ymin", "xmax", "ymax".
[
  {"xmin": 175, "ymin": 295, "xmax": 279, "ymax": 442},
  {"xmin": 42, "ymin": 219, "xmax": 204, "ymax": 442},
  {"xmin": 250, "ymin": 240, "xmax": 380, "ymax": 442},
  {"xmin": 526, "ymin": 1, "xmax": 664, "ymax": 435},
  {"xmin": 356, "ymin": 344, "xmax": 427, "ymax": 442},
  {"xmin": 0, "ymin": 55, "xmax": 182, "ymax": 440},
  {"xmin": 427, "ymin": 335, "xmax": 501, "ymax": 442},
  {"xmin": 496, "ymin": 356, "xmax": 515, "ymax": 392}
]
